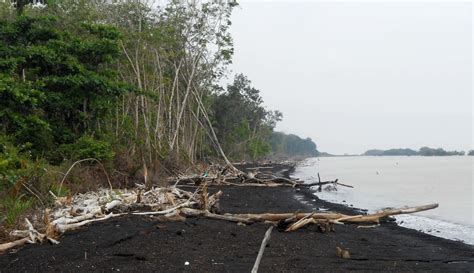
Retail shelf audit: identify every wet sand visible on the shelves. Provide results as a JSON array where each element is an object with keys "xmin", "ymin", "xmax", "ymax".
[{"xmin": 0, "ymin": 163, "xmax": 473, "ymax": 272}]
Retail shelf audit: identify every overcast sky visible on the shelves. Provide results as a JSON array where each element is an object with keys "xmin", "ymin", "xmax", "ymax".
[{"xmin": 226, "ymin": 1, "xmax": 473, "ymax": 155}]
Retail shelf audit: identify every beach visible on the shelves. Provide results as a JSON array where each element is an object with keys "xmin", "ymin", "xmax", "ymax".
[{"xmin": 0, "ymin": 163, "xmax": 473, "ymax": 272}]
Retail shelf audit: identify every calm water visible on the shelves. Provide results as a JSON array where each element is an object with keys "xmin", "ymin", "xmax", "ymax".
[{"xmin": 293, "ymin": 156, "xmax": 474, "ymax": 244}]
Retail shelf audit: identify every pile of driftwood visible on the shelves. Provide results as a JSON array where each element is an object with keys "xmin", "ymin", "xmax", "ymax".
[
  {"xmin": 174, "ymin": 164, "xmax": 352, "ymax": 190},
  {"xmin": 0, "ymin": 175, "xmax": 439, "ymax": 253},
  {"xmin": 0, "ymin": 184, "xmax": 221, "ymax": 253}
]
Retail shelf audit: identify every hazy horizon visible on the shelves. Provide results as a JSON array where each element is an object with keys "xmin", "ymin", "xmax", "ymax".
[{"xmin": 227, "ymin": 1, "xmax": 473, "ymax": 155}]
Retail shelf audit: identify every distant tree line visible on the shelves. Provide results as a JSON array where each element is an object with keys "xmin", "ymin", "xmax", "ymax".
[
  {"xmin": 269, "ymin": 132, "xmax": 319, "ymax": 159},
  {"xmin": 211, "ymin": 74, "xmax": 318, "ymax": 161},
  {"xmin": 468, "ymin": 150, "xmax": 474, "ymax": 156},
  {"xmin": 364, "ymin": 147, "xmax": 467, "ymax": 156}
]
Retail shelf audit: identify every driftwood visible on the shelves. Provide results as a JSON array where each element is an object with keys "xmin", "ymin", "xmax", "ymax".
[
  {"xmin": 0, "ymin": 218, "xmax": 60, "ymax": 253},
  {"xmin": 181, "ymin": 203, "xmax": 439, "ymax": 229},
  {"xmin": 1, "ymin": 186, "xmax": 204, "ymax": 253},
  {"xmin": 301, "ymin": 173, "xmax": 354, "ymax": 191},
  {"xmin": 181, "ymin": 208, "xmax": 254, "ymax": 224},
  {"xmin": 55, "ymin": 213, "xmax": 121, "ymax": 233},
  {"xmin": 0, "ymin": 237, "xmax": 30, "ymax": 253},
  {"xmin": 251, "ymin": 226, "xmax": 273, "ymax": 273},
  {"xmin": 336, "ymin": 246, "xmax": 351, "ymax": 259},
  {"xmin": 302, "ymin": 179, "xmax": 353, "ymax": 189},
  {"xmin": 172, "ymin": 167, "xmax": 353, "ymax": 191},
  {"xmin": 285, "ymin": 211, "xmax": 317, "ymax": 231},
  {"xmin": 0, "ymin": 165, "xmax": 437, "ymax": 254}
]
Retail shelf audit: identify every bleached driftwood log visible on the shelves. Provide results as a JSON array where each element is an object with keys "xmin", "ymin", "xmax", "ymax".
[
  {"xmin": 55, "ymin": 213, "xmax": 121, "ymax": 233},
  {"xmin": 0, "ymin": 218, "xmax": 60, "ymax": 253},
  {"xmin": 251, "ymin": 226, "xmax": 273, "ymax": 273},
  {"xmin": 0, "ymin": 237, "xmax": 30, "ymax": 253},
  {"xmin": 182, "ymin": 203, "xmax": 439, "ymax": 230}
]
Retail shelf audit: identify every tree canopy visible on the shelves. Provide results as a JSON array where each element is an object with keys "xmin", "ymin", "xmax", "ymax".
[
  {"xmin": 269, "ymin": 132, "xmax": 319, "ymax": 159},
  {"xmin": 211, "ymin": 74, "xmax": 282, "ymax": 160},
  {"xmin": 0, "ymin": 15, "xmax": 129, "ymax": 160}
]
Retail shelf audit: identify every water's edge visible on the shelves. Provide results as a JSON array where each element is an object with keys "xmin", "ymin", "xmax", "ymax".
[{"xmin": 289, "ymin": 163, "xmax": 474, "ymax": 246}]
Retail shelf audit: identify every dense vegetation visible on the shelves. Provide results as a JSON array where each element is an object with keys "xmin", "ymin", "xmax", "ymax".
[
  {"xmin": 363, "ymin": 147, "xmax": 466, "ymax": 156},
  {"xmin": 0, "ymin": 0, "xmax": 317, "ymax": 229},
  {"xmin": 211, "ymin": 74, "xmax": 282, "ymax": 160},
  {"xmin": 468, "ymin": 150, "xmax": 474, "ymax": 156},
  {"xmin": 269, "ymin": 132, "xmax": 318, "ymax": 159}
]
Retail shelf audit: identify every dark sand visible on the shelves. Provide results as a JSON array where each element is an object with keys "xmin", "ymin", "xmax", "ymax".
[{"xmin": 0, "ymin": 163, "xmax": 473, "ymax": 272}]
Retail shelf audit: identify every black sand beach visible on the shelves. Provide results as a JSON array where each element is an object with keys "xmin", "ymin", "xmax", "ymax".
[{"xmin": 0, "ymin": 163, "xmax": 473, "ymax": 272}]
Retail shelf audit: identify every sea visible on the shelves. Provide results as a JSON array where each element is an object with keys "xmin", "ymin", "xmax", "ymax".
[{"xmin": 292, "ymin": 156, "xmax": 474, "ymax": 245}]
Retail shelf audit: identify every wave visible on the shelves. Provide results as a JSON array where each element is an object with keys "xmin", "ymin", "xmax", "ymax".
[{"xmin": 395, "ymin": 214, "xmax": 474, "ymax": 245}]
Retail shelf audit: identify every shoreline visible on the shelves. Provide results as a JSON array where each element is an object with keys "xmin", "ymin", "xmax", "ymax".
[
  {"xmin": 294, "ymin": 180, "xmax": 474, "ymax": 247},
  {"xmin": 292, "ymin": 156, "xmax": 474, "ymax": 245},
  {"xmin": 0, "ymin": 162, "xmax": 473, "ymax": 272}
]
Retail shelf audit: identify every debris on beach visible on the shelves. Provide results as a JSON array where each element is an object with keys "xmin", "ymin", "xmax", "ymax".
[
  {"xmin": 174, "ymin": 164, "xmax": 352, "ymax": 190},
  {"xmin": 0, "ymin": 185, "xmax": 219, "ymax": 253},
  {"xmin": 0, "ymin": 163, "xmax": 439, "ymax": 254},
  {"xmin": 336, "ymin": 246, "xmax": 351, "ymax": 259}
]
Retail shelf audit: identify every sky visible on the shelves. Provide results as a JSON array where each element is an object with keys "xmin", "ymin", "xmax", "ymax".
[{"xmin": 226, "ymin": 1, "xmax": 473, "ymax": 155}]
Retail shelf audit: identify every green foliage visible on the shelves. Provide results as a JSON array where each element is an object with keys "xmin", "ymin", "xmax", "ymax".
[
  {"xmin": 0, "ymin": 135, "xmax": 47, "ymax": 192},
  {"xmin": 0, "ymin": 14, "xmax": 129, "ymax": 160},
  {"xmin": 211, "ymin": 74, "xmax": 282, "ymax": 160},
  {"xmin": 0, "ymin": 135, "xmax": 45, "ymax": 226},
  {"xmin": 49, "ymin": 182, "xmax": 69, "ymax": 197},
  {"xmin": 0, "ymin": 135, "xmax": 27, "ymax": 191},
  {"xmin": 0, "ymin": 195, "xmax": 33, "ymax": 227},
  {"xmin": 269, "ymin": 132, "xmax": 319, "ymax": 159},
  {"xmin": 58, "ymin": 135, "xmax": 114, "ymax": 162},
  {"xmin": 249, "ymin": 138, "xmax": 271, "ymax": 159}
]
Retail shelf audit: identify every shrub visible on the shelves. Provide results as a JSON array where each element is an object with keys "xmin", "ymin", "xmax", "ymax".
[
  {"xmin": 58, "ymin": 135, "xmax": 115, "ymax": 162},
  {"xmin": 0, "ymin": 135, "xmax": 29, "ymax": 192}
]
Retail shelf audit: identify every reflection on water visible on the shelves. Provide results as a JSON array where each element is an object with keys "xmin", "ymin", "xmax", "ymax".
[{"xmin": 293, "ymin": 156, "xmax": 474, "ymax": 244}]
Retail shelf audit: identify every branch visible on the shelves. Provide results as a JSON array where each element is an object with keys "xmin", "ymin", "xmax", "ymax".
[{"xmin": 251, "ymin": 226, "xmax": 273, "ymax": 273}]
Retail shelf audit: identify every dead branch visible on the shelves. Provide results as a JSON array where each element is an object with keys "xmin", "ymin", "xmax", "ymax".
[
  {"xmin": 0, "ymin": 237, "xmax": 30, "ymax": 253},
  {"xmin": 251, "ymin": 226, "xmax": 273, "ymax": 273},
  {"xmin": 301, "ymin": 179, "xmax": 353, "ymax": 189},
  {"xmin": 58, "ymin": 158, "xmax": 113, "ymax": 195},
  {"xmin": 285, "ymin": 211, "xmax": 317, "ymax": 232},
  {"xmin": 55, "ymin": 213, "xmax": 122, "ymax": 233}
]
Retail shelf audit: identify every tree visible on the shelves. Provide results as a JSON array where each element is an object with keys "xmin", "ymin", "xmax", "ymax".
[
  {"xmin": 269, "ymin": 132, "xmax": 318, "ymax": 159},
  {"xmin": 0, "ymin": 15, "xmax": 128, "ymax": 159},
  {"xmin": 211, "ymin": 74, "xmax": 281, "ymax": 160}
]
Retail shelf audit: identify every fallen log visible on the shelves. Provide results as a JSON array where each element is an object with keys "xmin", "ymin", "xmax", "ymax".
[
  {"xmin": 180, "ymin": 208, "xmax": 254, "ymax": 224},
  {"xmin": 182, "ymin": 203, "xmax": 439, "ymax": 228},
  {"xmin": 340, "ymin": 203, "xmax": 439, "ymax": 224}
]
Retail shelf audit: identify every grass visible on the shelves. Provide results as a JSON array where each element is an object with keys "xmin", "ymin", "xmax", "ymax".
[{"xmin": 0, "ymin": 196, "xmax": 34, "ymax": 228}]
